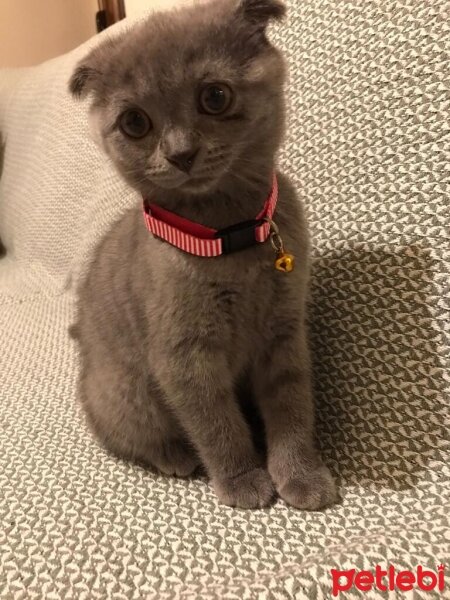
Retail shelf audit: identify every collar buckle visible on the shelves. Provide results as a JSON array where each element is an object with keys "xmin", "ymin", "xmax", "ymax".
[{"xmin": 215, "ymin": 218, "xmax": 264, "ymax": 254}]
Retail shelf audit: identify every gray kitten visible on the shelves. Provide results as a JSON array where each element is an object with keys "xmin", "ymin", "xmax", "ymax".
[{"xmin": 69, "ymin": 0, "xmax": 336, "ymax": 509}]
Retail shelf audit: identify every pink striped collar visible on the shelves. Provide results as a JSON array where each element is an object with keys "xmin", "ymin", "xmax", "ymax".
[{"xmin": 143, "ymin": 174, "xmax": 278, "ymax": 257}]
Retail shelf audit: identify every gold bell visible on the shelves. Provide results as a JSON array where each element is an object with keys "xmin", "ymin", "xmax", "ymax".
[
  {"xmin": 275, "ymin": 251, "xmax": 295, "ymax": 273},
  {"xmin": 265, "ymin": 217, "xmax": 295, "ymax": 273}
]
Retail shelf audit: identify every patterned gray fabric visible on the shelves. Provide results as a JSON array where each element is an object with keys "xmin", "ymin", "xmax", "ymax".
[{"xmin": 0, "ymin": 1, "xmax": 449, "ymax": 598}]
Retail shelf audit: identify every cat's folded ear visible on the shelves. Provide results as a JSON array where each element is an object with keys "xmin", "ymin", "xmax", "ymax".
[
  {"xmin": 69, "ymin": 44, "xmax": 106, "ymax": 99},
  {"xmin": 69, "ymin": 65, "xmax": 100, "ymax": 99},
  {"xmin": 238, "ymin": 0, "xmax": 286, "ymax": 30}
]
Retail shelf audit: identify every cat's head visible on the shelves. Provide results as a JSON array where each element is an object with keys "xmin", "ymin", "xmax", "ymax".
[{"xmin": 69, "ymin": 0, "xmax": 286, "ymax": 196}]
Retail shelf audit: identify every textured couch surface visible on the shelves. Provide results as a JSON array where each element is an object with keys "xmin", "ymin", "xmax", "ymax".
[{"xmin": 0, "ymin": 1, "xmax": 449, "ymax": 598}]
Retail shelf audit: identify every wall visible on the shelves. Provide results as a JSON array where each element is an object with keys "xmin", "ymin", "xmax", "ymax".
[
  {"xmin": 0, "ymin": 0, "xmax": 98, "ymax": 68},
  {"xmin": 124, "ymin": 0, "xmax": 193, "ymax": 18}
]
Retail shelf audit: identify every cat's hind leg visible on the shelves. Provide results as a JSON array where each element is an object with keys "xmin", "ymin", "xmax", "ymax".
[{"xmin": 78, "ymin": 357, "xmax": 201, "ymax": 477}]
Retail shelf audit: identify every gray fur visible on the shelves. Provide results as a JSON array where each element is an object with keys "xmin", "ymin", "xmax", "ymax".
[{"xmin": 69, "ymin": 0, "xmax": 336, "ymax": 509}]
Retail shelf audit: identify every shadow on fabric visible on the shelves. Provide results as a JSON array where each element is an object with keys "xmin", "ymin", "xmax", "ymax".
[{"xmin": 309, "ymin": 244, "xmax": 446, "ymax": 492}]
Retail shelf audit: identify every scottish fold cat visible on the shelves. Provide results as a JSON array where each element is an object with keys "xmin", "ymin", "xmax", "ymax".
[{"xmin": 69, "ymin": 0, "xmax": 336, "ymax": 509}]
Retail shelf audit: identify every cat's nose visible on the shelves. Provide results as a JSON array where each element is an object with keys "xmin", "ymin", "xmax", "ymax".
[{"xmin": 166, "ymin": 149, "xmax": 199, "ymax": 174}]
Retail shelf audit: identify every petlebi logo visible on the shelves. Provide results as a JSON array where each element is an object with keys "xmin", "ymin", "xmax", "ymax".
[{"xmin": 331, "ymin": 564, "xmax": 445, "ymax": 596}]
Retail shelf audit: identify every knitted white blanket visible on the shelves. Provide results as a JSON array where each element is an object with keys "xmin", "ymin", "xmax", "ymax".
[{"xmin": 1, "ymin": 1, "xmax": 448, "ymax": 598}]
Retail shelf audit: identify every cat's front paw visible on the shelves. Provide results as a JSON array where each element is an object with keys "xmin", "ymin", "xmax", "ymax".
[
  {"xmin": 277, "ymin": 465, "xmax": 337, "ymax": 510},
  {"xmin": 213, "ymin": 468, "xmax": 275, "ymax": 509}
]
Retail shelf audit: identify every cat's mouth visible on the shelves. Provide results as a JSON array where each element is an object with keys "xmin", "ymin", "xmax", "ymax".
[{"xmin": 147, "ymin": 148, "xmax": 234, "ymax": 193}]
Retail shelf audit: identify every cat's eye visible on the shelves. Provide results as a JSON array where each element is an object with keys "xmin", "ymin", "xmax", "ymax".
[
  {"xmin": 199, "ymin": 83, "xmax": 233, "ymax": 115},
  {"xmin": 119, "ymin": 108, "xmax": 152, "ymax": 139}
]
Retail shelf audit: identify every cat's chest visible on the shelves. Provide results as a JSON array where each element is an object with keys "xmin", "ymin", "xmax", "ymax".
[
  {"xmin": 174, "ymin": 274, "xmax": 268, "ymax": 324},
  {"xmin": 142, "ymin": 231, "xmax": 277, "ymax": 353},
  {"xmin": 203, "ymin": 279, "xmax": 264, "ymax": 324},
  {"xmin": 173, "ymin": 277, "xmax": 268, "ymax": 367},
  {"xmin": 148, "ymin": 264, "xmax": 270, "ymax": 344}
]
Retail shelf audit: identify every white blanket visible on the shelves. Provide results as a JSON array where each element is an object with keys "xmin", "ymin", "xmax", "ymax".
[{"xmin": 1, "ymin": 1, "xmax": 449, "ymax": 598}]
